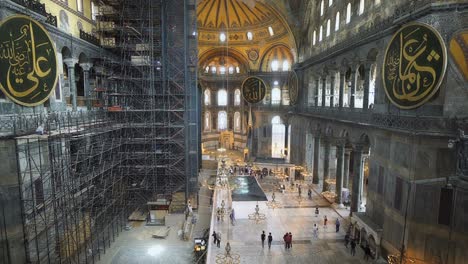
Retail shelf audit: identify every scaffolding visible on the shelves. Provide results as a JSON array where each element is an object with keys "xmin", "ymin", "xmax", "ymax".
[{"xmin": 0, "ymin": 0, "xmax": 198, "ymax": 263}]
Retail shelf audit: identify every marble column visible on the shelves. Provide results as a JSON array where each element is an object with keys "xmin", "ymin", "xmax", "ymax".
[
  {"xmin": 322, "ymin": 138, "xmax": 331, "ymax": 192},
  {"xmin": 362, "ymin": 63, "xmax": 372, "ymax": 110},
  {"xmin": 335, "ymin": 143, "xmax": 345, "ymax": 205},
  {"xmin": 350, "ymin": 69, "xmax": 357, "ymax": 108},
  {"xmin": 80, "ymin": 62, "xmax": 93, "ymax": 110},
  {"xmin": 330, "ymin": 73, "xmax": 336, "ymax": 108},
  {"xmin": 284, "ymin": 122, "xmax": 289, "ymax": 157},
  {"xmin": 339, "ymin": 72, "xmax": 345, "ymax": 108},
  {"xmin": 351, "ymin": 145, "xmax": 364, "ymax": 213},
  {"xmin": 321, "ymin": 77, "xmax": 326, "ymax": 107},
  {"xmin": 314, "ymin": 79, "xmax": 320, "ymax": 106},
  {"xmin": 312, "ymin": 134, "xmax": 321, "ymax": 184},
  {"xmin": 64, "ymin": 58, "xmax": 78, "ymax": 111},
  {"xmin": 343, "ymin": 149, "xmax": 351, "ymax": 188}
]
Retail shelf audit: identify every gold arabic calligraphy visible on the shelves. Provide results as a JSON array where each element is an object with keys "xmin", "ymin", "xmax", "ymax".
[
  {"xmin": 242, "ymin": 77, "xmax": 266, "ymax": 104},
  {"xmin": 0, "ymin": 16, "xmax": 57, "ymax": 106},
  {"xmin": 383, "ymin": 23, "xmax": 445, "ymax": 109}
]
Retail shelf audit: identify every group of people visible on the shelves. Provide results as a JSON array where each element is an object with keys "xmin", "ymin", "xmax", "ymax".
[
  {"xmin": 283, "ymin": 232, "xmax": 293, "ymax": 250},
  {"xmin": 260, "ymin": 231, "xmax": 273, "ymax": 249},
  {"xmin": 344, "ymin": 232, "xmax": 373, "ymax": 260},
  {"xmin": 211, "ymin": 231, "xmax": 222, "ymax": 248}
]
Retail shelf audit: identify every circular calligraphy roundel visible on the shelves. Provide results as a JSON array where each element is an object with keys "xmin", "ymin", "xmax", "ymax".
[
  {"xmin": 0, "ymin": 15, "xmax": 58, "ymax": 106},
  {"xmin": 382, "ymin": 22, "xmax": 447, "ymax": 109},
  {"xmin": 241, "ymin": 76, "xmax": 267, "ymax": 104},
  {"xmin": 288, "ymin": 71, "xmax": 299, "ymax": 105}
]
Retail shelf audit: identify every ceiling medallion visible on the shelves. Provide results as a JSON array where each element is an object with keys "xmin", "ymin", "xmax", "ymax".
[{"xmin": 247, "ymin": 49, "xmax": 259, "ymax": 61}]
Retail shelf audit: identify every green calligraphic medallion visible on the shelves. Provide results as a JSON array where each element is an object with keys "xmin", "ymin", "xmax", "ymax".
[
  {"xmin": 0, "ymin": 15, "xmax": 58, "ymax": 106},
  {"xmin": 242, "ymin": 76, "xmax": 267, "ymax": 104},
  {"xmin": 383, "ymin": 22, "xmax": 447, "ymax": 109},
  {"xmin": 288, "ymin": 71, "xmax": 298, "ymax": 105}
]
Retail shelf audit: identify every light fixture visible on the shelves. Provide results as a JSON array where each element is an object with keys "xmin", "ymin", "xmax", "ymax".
[
  {"xmin": 273, "ymin": 81, "xmax": 279, "ymax": 86},
  {"xmin": 248, "ymin": 203, "xmax": 266, "ymax": 224}
]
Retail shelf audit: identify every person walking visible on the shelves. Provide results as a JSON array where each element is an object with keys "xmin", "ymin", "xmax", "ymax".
[
  {"xmin": 364, "ymin": 244, "xmax": 372, "ymax": 261},
  {"xmin": 315, "ymin": 207, "xmax": 319, "ymax": 217},
  {"xmin": 335, "ymin": 218, "xmax": 340, "ymax": 233},
  {"xmin": 344, "ymin": 233, "xmax": 350, "ymax": 248},
  {"xmin": 216, "ymin": 232, "xmax": 221, "ymax": 248},
  {"xmin": 313, "ymin": 223, "xmax": 319, "ymax": 238},
  {"xmin": 230, "ymin": 208, "xmax": 236, "ymax": 225},
  {"xmin": 261, "ymin": 231, "xmax": 266, "ymax": 248},
  {"xmin": 212, "ymin": 231, "xmax": 217, "ymax": 245},
  {"xmin": 268, "ymin": 232, "xmax": 273, "ymax": 249},
  {"xmin": 288, "ymin": 232, "xmax": 293, "ymax": 249},
  {"xmin": 308, "ymin": 188, "xmax": 312, "ymax": 199},
  {"xmin": 283, "ymin": 233, "xmax": 288, "ymax": 249},
  {"xmin": 350, "ymin": 239, "xmax": 356, "ymax": 256},
  {"xmin": 324, "ymin": 215, "xmax": 328, "ymax": 229}
]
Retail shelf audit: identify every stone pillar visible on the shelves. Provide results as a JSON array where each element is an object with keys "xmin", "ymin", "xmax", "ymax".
[
  {"xmin": 314, "ymin": 79, "xmax": 320, "ymax": 106},
  {"xmin": 80, "ymin": 62, "xmax": 93, "ymax": 110},
  {"xmin": 363, "ymin": 63, "xmax": 372, "ymax": 110},
  {"xmin": 351, "ymin": 145, "xmax": 364, "ymax": 213},
  {"xmin": 335, "ymin": 142, "xmax": 345, "ymax": 205},
  {"xmin": 330, "ymin": 73, "xmax": 336, "ymax": 108},
  {"xmin": 339, "ymin": 71, "xmax": 345, "ymax": 108},
  {"xmin": 350, "ymin": 69, "xmax": 357, "ymax": 108},
  {"xmin": 321, "ymin": 77, "xmax": 326, "ymax": 107},
  {"xmin": 312, "ymin": 134, "xmax": 321, "ymax": 184},
  {"xmin": 322, "ymin": 138, "xmax": 331, "ymax": 192},
  {"xmin": 64, "ymin": 58, "xmax": 79, "ymax": 111},
  {"xmin": 284, "ymin": 121, "xmax": 289, "ymax": 158},
  {"xmin": 343, "ymin": 149, "xmax": 351, "ymax": 188}
]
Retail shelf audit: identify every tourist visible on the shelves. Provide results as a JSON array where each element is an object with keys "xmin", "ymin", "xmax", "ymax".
[
  {"xmin": 350, "ymin": 239, "xmax": 356, "ymax": 256},
  {"xmin": 344, "ymin": 233, "xmax": 350, "ymax": 248},
  {"xmin": 268, "ymin": 232, "xmax": 273, "ymax": 249},
  {"xmin": 313, "ymin": 223, "xmax": 319, "ymax": 238},
  {"xmin": 315, "ymin": 207, "xmax": 319, "ymax": 217},
  {"xmin": 288, "ymin": 232, "xmax": 293, "ymax": 248},
  {"xmin": 212, "ymin": 231, "xmax": 217, "ymax": 245},
  {"xmin": 308, "ymin": 188, "xmax": 312, "ymax": 199},
  {"xmin": 283, "ymin": 233, "xmax": 288, "ymax": 249},
  {"xmin": 261, "ymin": 231, "xmax": 266, "ymax": 248},
  {"xmin": 324, "ymin": 215, "xmax": 328, "ymax": 229},
  {"xmin": 335, "ymin": 218, "xmax": 340, "ymax": 232},
  {"xmin": 216, "ymin": 232, "xmax": 221, "ymax": 248}
]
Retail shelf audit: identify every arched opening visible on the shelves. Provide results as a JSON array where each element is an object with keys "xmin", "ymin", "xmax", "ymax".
[
  {"xmin": 217, "ymin": 89, "xmax": 227, "ymax": 106},
  {"xmin": 234, "ymin": 89, "xmax": 241, "ymax": 106},
  {"xmin": 218, "ymin": 111, "xmax": 227, "ymax": 131},
  {"xmin": 204, "ymin": 89, "xmax": 211, "ymax": 105},
  {"xmin": 234, "ymin": 112, "xmax": 241, "ymax": 132},
  {"xmin": 271, "ymin": 87, "xmax": 281, "ymax": 105},
  {"xmin": 271, "ymin": 116, "xmax": 285, "ymax": 158},
  {"xmin": 204, "ymin": 111, "xmax": 211, "ymax": 131}
]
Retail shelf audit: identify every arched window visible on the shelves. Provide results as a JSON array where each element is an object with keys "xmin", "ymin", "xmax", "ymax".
[
  {"xmin": 271, "ymin": 87, "xmax": 281, "ymax": 105},
  {"xmin": 205, "ymin": 66, "xmax": 209, "ymax": 73},
  {"xmin": 219, "ymin": 66, "xmax": 226, "ymax": 75},
  {"xmin": 219, "ymin": 33, "xmax": 226, "ymax": 42},
  {"xmin": 369, "ymin": 64, "xmax": 376, "ymax": 107},
  {"xmin": 235, "ymin": 66, "xmax": 240, "ymax": 74},
  {"xmin": 228, "ymin": 66, "xmax": 234, "ymax": 74},
  {"xmin": 247, "ymin": 32, "xmax": 253, "ymax": 40},
  {"xmin": 359, "ymin": 0, "xmax": 365, "ymax": 15},
  {"xmin": 282, "ymin": 60, "xmax": 290, "ymax": 71},
  {"xmin": 271, "ymin": 116, "xmax": 285, "ymax": 158},
  {"xmin": 234, "ymin": 112, "xmax": 241, "ymax": 132},
  {"xmin": 319, "ymin": 25, "xmax": 323, "ymax": 42},
  {"xmin": 211, "ymin": 66, "xmax": 217, "ymax": 74},
  {"xmin": 217, "ymin": 89, "xmax": 227, "ymax": 106},
  {"xmin": 204, "ymin": 89, "xmax": 211, "ymax": 105},
  {"xmin": 218, "ymin": 111, "xmax": 227, "ymax": 131},
  {"xmin": 326, "ymin": 19, "xmax": 331, "ymax": 37},
  {"xmin": 346, "ymin": 3, "xmax": 352, "ymax": 24},
  {"xmin": 313, "ymin": 30, "xmax": 317, "ymax": 45},
  {"xmin": 234, "ymin": 89, "xmax": 241, "ymax": 106},
  {"xmin": 271, "ymin": 60, "xmax": 279, "ymax": 71},
  {"xmin": 375, "ymin": 0, "xmax": 381, "ymax": 5},
  {"xmin": 329, "ymin": 0, "xmax": 333, "ymax": 6},
  {"xmin": 204, "ymin": 112, "xmax": 211, "ymax": 131},
  {"xmin": 320, "ymin": 0, "xmax": 324, "ymax": 16},
  {"xmin": 335, "ymin": 12, "xmax": 340, "ymax": 31},
  {"xmin": 268, "ymin": 26, "xmax": 274, "ymax": 36}
]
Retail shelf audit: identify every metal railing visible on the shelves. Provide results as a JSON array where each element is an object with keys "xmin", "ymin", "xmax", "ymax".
[{"xmin": 11, "ymin": 0, "xmax": 58, "ymax": 27}]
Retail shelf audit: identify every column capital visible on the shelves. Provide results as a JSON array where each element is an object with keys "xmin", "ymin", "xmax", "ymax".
[
  {"xmin": 334, "ymin": 138, "xmax": 347, "ymax": 147},
  {"xmin": 63, "ymin": 58, "xmax": 78, "ymax": 67},
  {"xmin": 79, "ymin": 62, "xmax": 93, "ymax": 72}
]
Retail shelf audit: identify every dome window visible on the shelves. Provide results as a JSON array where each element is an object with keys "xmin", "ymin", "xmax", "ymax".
[
  {"xmin": 268, "ymin": 26, "xmax": 274, "ymax": 36},
  {"xmin": 247, "ymin": 32, "xmax": 253, "ymax": 40},
  {"xmin": 271, "ymin": 60, "xmax": 279, "ymax": 71},
  {"xmin": 220, "ymin": 33, "xmax": 226, "ymax": 42}
]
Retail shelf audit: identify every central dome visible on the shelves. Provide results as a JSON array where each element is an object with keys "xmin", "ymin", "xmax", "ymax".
[{"xmin": 197, "ymin": 0, "xmax": 274, "ymax": 30}]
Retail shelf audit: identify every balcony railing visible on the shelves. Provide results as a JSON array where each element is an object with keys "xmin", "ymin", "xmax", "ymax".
[
  {"xmin": 80, "ymin": 30, "xmax": 100, "ymax": 46},
  {"xmin": 11, "ymin": 0, "xmax": 57, "ymax": 27},
  {"xmin": 297, "ymin": 106, "xmax": 462, "ymax": 135}
]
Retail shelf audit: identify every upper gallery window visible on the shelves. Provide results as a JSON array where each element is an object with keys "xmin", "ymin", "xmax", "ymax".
[
  {"xmin": 346, "ymin": 3, "xmax": 352, "ymax": 24},
  {"xmin": 77, "ymin": 0, "xmax": 83, "ymax": 12},
  {"xmin": 234, "ymin": 89, "xmax": 241, "ymax": 106},
  {"xmin": 282, "ymin": 60, "xmax": 290, "ymax": 71},
  {"xmin": 236, "ymin": 66, "xmax": 240, "ymax": 74},
  {"xmin": 268, "ymin": 26, "xmax": 274, "ymax": 36},
  {"xmin": 217, "ymin": 89, "xmax": 228, "ymax": 106},
  {"xmin": 229, "ymin": 66, "xmax": 234, "ymax": 74},
  {"xmin": 320, "ymin": 0, "xmax": 324, "ymax": 16},
  {"xmin": 91, "ymin": 1, "xmax": 97, "ymax": 20},
  {"xmin": 219, "ymin": 66, "xmax": 226, "ymax": 75},
  {"xmin": 211, "ymin": 66, "xmax": 217, "ymax": 74},
  {"xmin": 335, "ymin": 12, "xmax": 340, "ymax": 31},
  {"xmin": 329, "ymin": 0, "xmax": 333, "ymax": 6},
  {"xmin": 319, "ymin": 25, "xmax": 323, "ymax": 42},
  {"xmin": 204, "ymin": 89, "xmax": 211, "ymax": 105},
  {"xmin": 220, "ymin": 33, "xmax": 226, "ymax": 42},
  {"xmin": 326, "ymin": 19, "xmax": 331, "ymax": 37},
  {"xmin": 313, "ymin": 30, "xmax": 317, "ymax": 45},
  {"xmin": 359, "ymin": 0, "xmax": 365, "ymax": 15},
  {"xmin": 271, "ymin": 60, "xmax": 279, "ymax": 71}
]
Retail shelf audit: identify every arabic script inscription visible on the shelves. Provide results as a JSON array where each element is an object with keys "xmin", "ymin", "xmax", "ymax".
[
  {"xmin": 383, "ymin": 23, "xmax": 446, "ymax": 109},
  {"xmin": 242, "ymin": 77, "xmax": 267, "ymax": 104},
  {"xmin": 0, "ymin": 16, "xmax": 58, "ymax": 106}
]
